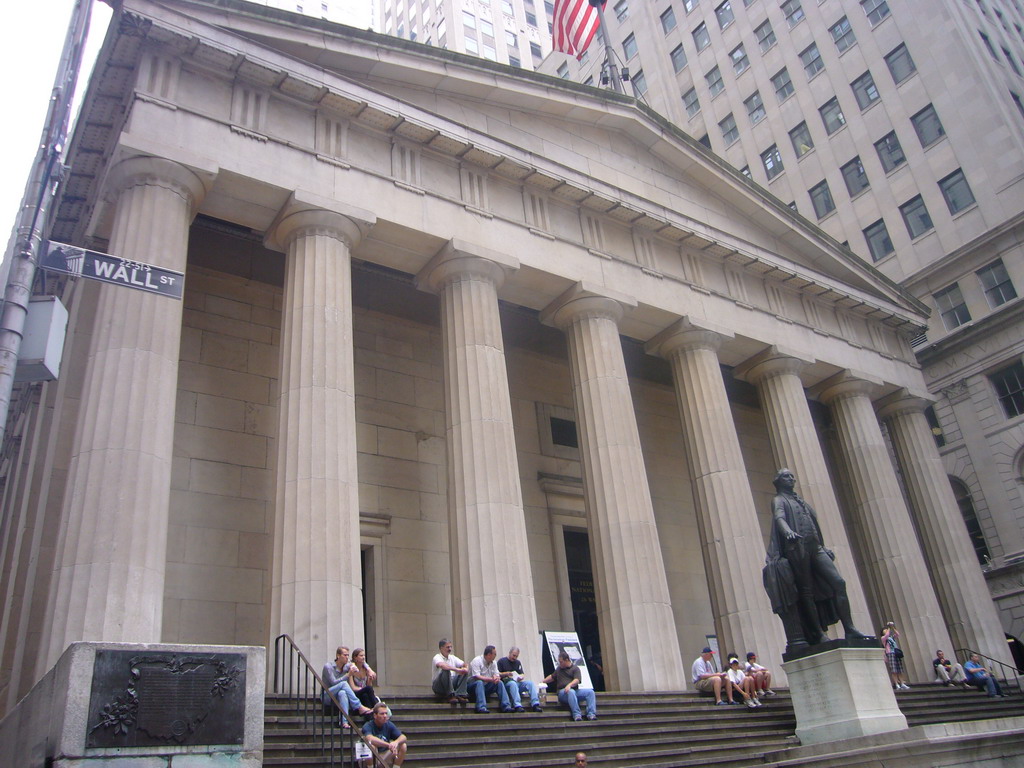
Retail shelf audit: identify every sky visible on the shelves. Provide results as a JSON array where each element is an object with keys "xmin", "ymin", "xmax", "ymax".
[{"xmin": 0, "ymin": 0, "xmax": 372, "ymax": 250}]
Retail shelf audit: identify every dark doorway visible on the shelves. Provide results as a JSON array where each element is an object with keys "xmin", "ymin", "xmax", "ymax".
[{"xmin": 563, "ymin": 529, "xmax": 605, "ymax": 691}]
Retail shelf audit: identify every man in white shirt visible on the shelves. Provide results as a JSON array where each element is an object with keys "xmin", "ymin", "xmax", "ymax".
[
  {"xmin": 691, "ymin": 647, "xmax": 727, "ymax": 705},
  {"xmin": 468, "ymin": 645, "xmax": 516, "ymax": 713},
  {"xmin": 431, "ymin": 638, "xmax": 470, "ymax": 704},
  {"xmin": 744, "ymin": 652, "xmax": 775, "ymax": 697}
]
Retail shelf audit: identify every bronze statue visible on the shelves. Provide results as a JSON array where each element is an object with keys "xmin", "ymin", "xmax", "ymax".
[{"xmin": 763, "ymin": 469, "xmax": 866, "ymax": 652}]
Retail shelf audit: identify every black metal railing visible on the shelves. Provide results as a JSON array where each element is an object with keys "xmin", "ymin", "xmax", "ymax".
[
  {"xmin": 273, "ymin": 634, "xmax": 386, "ymax": 768},
  {"xmin": 954, "ymin": 647, "xmax": 1021, "ymax": 693}
]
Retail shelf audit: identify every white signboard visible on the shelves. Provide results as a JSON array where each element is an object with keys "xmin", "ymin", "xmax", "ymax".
[{"xmin": 541, "ymin": 630, "xmax": 594, "ymax": 689}]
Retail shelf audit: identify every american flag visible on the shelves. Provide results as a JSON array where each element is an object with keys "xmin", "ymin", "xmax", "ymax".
[{"xmin": 551, "ymin": 0, "xmax": 605, "ymax": 60}]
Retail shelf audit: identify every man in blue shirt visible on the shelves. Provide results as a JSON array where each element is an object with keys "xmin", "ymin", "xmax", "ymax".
[
  {"xmin": 361, "ymin": 702, "xmax": 408, "ymax": 767},
  {"xmin": 964, "ymin": 653, "xmax": 1006, "ymax": 697}
]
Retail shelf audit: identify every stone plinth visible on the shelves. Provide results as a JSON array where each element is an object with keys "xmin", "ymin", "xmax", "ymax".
[
  {"xmin": 0, "ymin": 642, "xmax": 264, "ymax": 768},
  {"xmin": 783, "ymin": 645, "xmax": 907, "ymax": 746}
]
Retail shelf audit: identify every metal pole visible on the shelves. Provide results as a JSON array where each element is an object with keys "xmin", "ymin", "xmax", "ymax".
[
  {"xmin": 591, "ymin": 0, "xmax": 622, "ymax": 94},
  {"xmin": 0, "ymin": 0, "xmax": 92, "ymax": 447}
]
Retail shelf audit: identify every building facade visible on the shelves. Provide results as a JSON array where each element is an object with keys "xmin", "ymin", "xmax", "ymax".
[
  {"xmin": 539, "ymin": 0, "xmax": 1024, "ymax": 655},
  {"xmin": 0, "ymin": 0, "xmax": 1012, "ymax": 713},
  {"xmin": 380, "ymin": 0, "xmax": 554, "ymax": 68}
]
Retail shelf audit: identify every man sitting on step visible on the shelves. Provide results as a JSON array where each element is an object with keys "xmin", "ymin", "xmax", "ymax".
[
  {"xmin": 468, "ymin": 645, "xmax": 517, "ymax": 713},
  {"xmin": 431, "ymin": 637, "xmax": 471, "ymax": 704},
  {"xmin": 361, "ymin": 702, "xmax": 408, "ymax": 767},
  {"xmin": 498, "ymin": 646, "xmax": 544, "ymax": 712},
  {"xmin": 933, "ymin": 650, "xmax": 967, "ymax": 687},
  {"xmin": 543, "ymin": 651, "xmax": 597, "ymax": 721},
  {"xmin": 964, "ymin": 653, "xmax": 1007, "ymax": 698},
  {"xmin": 691, "ymin": 647, "xmax": 727, "ymax": 706},
  {"xmin": 322, "ymin": 645, "xmax": 375, "ymax": 726}
]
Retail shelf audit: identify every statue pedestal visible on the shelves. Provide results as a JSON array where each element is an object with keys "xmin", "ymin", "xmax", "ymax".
[{"xmin": 783, "ymin": 645, "xmax": 907, "ymax": 746}]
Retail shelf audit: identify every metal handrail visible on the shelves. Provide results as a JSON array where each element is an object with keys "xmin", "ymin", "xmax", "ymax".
[
  {"xmin": 954, "ymin": 647, "xmax": 1021, "ymax": 692},
  {"xmin": 273, "ymin": 634, "xmax": 388, "ymax": 768}
]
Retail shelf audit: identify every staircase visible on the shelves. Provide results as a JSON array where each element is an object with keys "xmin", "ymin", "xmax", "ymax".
[{"xmin": 263, "ymin": 684, "xmax": 1024, "ymax": 768}]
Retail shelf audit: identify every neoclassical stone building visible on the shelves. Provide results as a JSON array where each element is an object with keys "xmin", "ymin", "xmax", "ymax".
[{"xmin": 0, "ymin": 0, "xmax": 1009, "ymax": 711}]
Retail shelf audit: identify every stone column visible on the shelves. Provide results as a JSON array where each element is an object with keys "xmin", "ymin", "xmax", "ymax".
[
  {"xmin": 878, "ymin": 392, "xmax": 1013, "ymax": 667},
  {"xmin": 266, "ymin": 202, "xmax": 373, "ymax": 671},
  {"xmin": 735, "ymin": 348, "xmax": 871, "ymax": 628},
  {"xmin": 815, "ymin": 373, "xmax": 952, "ymax": 682},
  {"xmin": 646, "ymin": 320, "xmax": 786, "ymax": 666},
  {"xmin": 42, "ymin": 157, "xmax": 207, "ymax": 669},
  {"xmin": 542, "ymin": 285, "xmax": 684, "ymax": 692},
  {"xmin": 415, "ymin": 241, "xmax": 540, "ymax": 678}
]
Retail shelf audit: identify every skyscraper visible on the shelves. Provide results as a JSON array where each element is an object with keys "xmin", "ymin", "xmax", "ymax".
[
  {"xmin": 542, "ymin": 0, "xmax": 1024, "ymax": 651},
  {"xmin": 255, "ymin": 0, "xmax": 375, "ymax": 28}
]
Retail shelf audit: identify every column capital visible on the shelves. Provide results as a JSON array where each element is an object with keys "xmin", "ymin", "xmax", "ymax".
[
  {"xmin": 540, "ymin": 282, "xmax": 636, "ymax": 330},
  {"xmin": 733, "ymin": 346, "xmax": 814, "ymax": 385},
  {"xmin": 104, "ymin": 155, "xmax": 210, "ymax": 211},
  {"xmin": 645, "ymin": 316, "xmax": 734, "ymax": 359},
  {"xmin": 265, "ymin": 191, "xmax": 375, "ymax": 252},
  {"xmin": 875, "ymin": 388, "xmax": 935, "ymax": 420},
  {"xmin": 414, "ymin": 239, "xmax": 519, "ymax": 294},
  {"xmin": 810, "ymin": 370, "xmax": 882, "ymax": 405}
]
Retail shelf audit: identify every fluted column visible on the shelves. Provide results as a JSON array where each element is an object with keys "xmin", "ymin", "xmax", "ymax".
[
  {"xmin": 267, "ymin": 203, "xmax": 373, "ymax": 670},
  {"xmin": 646, "ymin": 320, "xmax": 786, "ymax": 667},
  {"xmin": 42, "ymin": 156, "xmax": 207, "ymax": 669},
  {"xmin": 878, "ymin": 392, "xmax": 1012, "ymax": 667},
  {"xmin": 736, "ymin": 349, "xmax": 871, "ymax": 628},
  {"xmin": 816, "ymin": 373, "xmax": 952, "ymax": 681},
  {"xmin": 415, "ymin": 241, "xmax": 540, "ymax": 678},
  {"xmin": 543, "ymin": 285, "xmax": 684, "ymax": 692}
]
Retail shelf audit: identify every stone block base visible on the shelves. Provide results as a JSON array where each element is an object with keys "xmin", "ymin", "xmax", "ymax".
[{"xmin": 783, "ymin": 645, "xmax": 907, "ymax": 745}]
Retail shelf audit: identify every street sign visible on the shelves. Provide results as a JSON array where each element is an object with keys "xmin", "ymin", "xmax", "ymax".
[{"xmin": 40, "ymin": 240, "xmax": 184, "ymax": 300}]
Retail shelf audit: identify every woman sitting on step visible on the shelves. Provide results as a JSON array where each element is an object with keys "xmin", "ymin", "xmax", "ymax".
[{"xmin": 348, "ymin": 647, "xmax": 382, "ymax": 709}]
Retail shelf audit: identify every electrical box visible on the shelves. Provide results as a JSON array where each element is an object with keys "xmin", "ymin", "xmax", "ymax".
[{"xmin": 15, "ymin": 296, "xmax": 69, "ymax": 382}]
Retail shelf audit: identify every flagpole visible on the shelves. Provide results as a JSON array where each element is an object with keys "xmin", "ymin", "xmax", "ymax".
[{"xmin": 591, "ymin": 0, "xmax": 623, "ymax": 94}]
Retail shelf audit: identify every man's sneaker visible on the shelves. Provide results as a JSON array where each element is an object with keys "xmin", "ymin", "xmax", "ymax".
[
  {"xmin": 900, "ymin": 683, "xmax": 911, "ymax": 690},
  {"xmin": 753, "ymin": 698, "xmax": 762, "ymax": 707},
  {"xmin": 586, "ymin": 713, "xmax": 597, "ymax": 720},
  {"xmin": 573, "ymin": 714, "xmax": 582, "ymax": 721},
  {"xmin": 762, "ymin": 689, "xmax": 776, "ymax": 696},
  {"xmin": 745, "ymin": 699, "xmax": 757, "ymax": 708},
  {"xmin": 532, "ymin": 704, "xmax": 544, "ymax": 712},
  {"xmin": 514, "ymin": 706, "xmax": 524, "ymax": 712},
  {"xmin": 715, "ymin": 700, "xmax": 727, "ymax": 706},
  {"xmin": 476, "ymin": 708, "xmax": 489, "ymax": 714}
]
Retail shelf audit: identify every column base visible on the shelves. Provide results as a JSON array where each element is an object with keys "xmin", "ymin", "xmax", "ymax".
[{"xmin": 783, "ymin": 646, "xmax": 907, "ymax": 746}]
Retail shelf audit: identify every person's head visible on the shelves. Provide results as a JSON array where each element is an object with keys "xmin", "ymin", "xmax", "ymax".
[
  {"xmin": 746, "ymin": 652, "xmax": 757, "ymax": 662},
  {"xmin": 575, "ymin": 752, "xmax": 587, "ymax": 767},
  {"xmin": 700, "ymin": 646, "xmax": 715, "ymax": 661},
  {"xmin": 773, "ymin": 468, "xmax": 796, "ymax": 491},
  {"xmin": 936, "ymin": 650, "xmax": 946, "ymax": 660},
  {"xmin": 484, "ymin": 645, "xmax": 496, "ymax": 662},
  {"xmin": 507, "ymin": 646, "xmax": 520, "ymax": 661},
  {"xmin": 352, "ymin": 647, "xmax": 366, "ymax": 665},
  {"xmin": 336, "ymin": 646, "xmax": 350, "ymax": 664},
  {"xmin": 558, "ymin": 651, "xmax": 572, "ymax": 668},
  {"xmin": 372, "ymin": 702, "xmax": 389, "ymax": 725},
  {"xmin": 438, "ymin": 638, "xmax": 453, "ymax": 654},
  {"xmin": 970, "ymin": 653, "xmax": 981, "ymax": 663},
  {"xmin": 729, "ymin": 658, "xmax": 740, "ymax": 667}
]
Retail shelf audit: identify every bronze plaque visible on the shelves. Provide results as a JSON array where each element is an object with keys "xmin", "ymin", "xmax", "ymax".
[{"xmin": 87, "ymin": 650, "xmax": 246, "ymax": 748}]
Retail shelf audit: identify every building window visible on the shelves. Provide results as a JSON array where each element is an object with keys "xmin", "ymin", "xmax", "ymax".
[
  {"xmin": 938, "ymin": 168, "xmax": 976, "ymax": 214},
  {"xmin": 623, "ymin": 32, "xmax": 638, "ymax": 59},
  {"xmin": 809, "ymin": 179, "xmax": 836, "ymax": 218},
  {"xmin": 772, "ymin": 68, "xmax": 795, "ymax": 101},
  {"xmin": 745, "ymin": 90, "xmax": 766, "ymax": 123},
  {"xmin": 671, "ymin": 44, "xmax": 688, "ymax": 72},
  {"xmin": 841, "ymin": 156, "xmax": 869, "ymax": 197},
  {"xmin": 761, "ymin": 144, "xmax": 784, "ymax": 180},
  {"xmin": 740, "ymin": 165, "xmax": 752, "ymax": 178},
  {"xmin": 977, "ymin": 258, "xmax": 1018, "ymax": 307},
  {"xmin": 631, "ymin": 69, "xmax": 647, "ymax": 95},
  {"xmin": 731, "ymin": 44, "xmax": 750, "ymax": 75},
  {"xmin": 530, "ymin": 42, "xmax": 542, "ymax": 58},
  {"xmin": 950, "ymin": 479, "xmax": 991, "ymax": 565},
  {"xmin": 693, "ymin": 22, "xmax": 711, "ymax": 50},
  {"xmin": 830, "ymin": 16, "xmax": 857, "ymax": 52},
  {"xmin": 755, "ymin": 20, "xmax": 777, "ymax": 52},
  {"xmin": 790, "ymin": 121, "xmax": 814, "ymax": 156},
  {"xmin": 683, "ymin": 0, "xmax": 698, "ymax": 11},
  {"xmin": 526, "ymin": 10, "xmax": 537, "ymax": 25},
  {"xmin": 698, "ymin": 133, "xmax": 712, "ymax": 148},
  {"xmin": 661, "ymin": 6, "xmax": 677, "ymax": 32},
  {"xmin": 925, "ymin": 405, "xmax": 946, "ymax": 448},
  {"xmin": 782, "ymin": 0, "xmax": 804, "ymax": 27},
  {"xmin": 863, "ymin": 219, "xmax": 894, "ymax": 261},
  {"xmin": 990, "ymin": 359, "xmax": 1024, "ymax": 418},
  {"xmin": 934, "ymin": 283, "xmax": 972, "ymax": 330},
  {"xmin": 716, "ymin": 0, "xmax": 735, "ymax": 28},
  {"xmin": 900, "ymin": 195, "xmax": 934, "ymax": 238},
  {"xmin": 1013, "ymin": 91, "xmax": 1024, "ymax": 120},
  {"xmin": 614, "ymin": 0, "xmax": 629, "ymax": 21},
  {"xmin": 1005, "ymin": 48, "xmax": 1024, "ymax": 76},
  {"xmin": 683, "ymin": 87, "xmax": 701, "ymax": 116},
  {"xmin": 884, "ymin": 43, "xmax": 916, "ymax": 84},
  {"xmin": 820, "ymin": 97, "xmax": 846, "ymax": 134},
  {"xmin": 706, "ymin": 65, "xmax": 725, "ymax": 96},
  {"xmin": 980, "ymin": 30, "xmax": 1000, "ymax": 61},
  {"xmin": 861, "ymin": 0, "xmax": 889, "ymax": 25},
  {"xmin": 911, "ymin": 104, "xmax": 945, "ymax": 147},
  {"xmin": 874, "ymin": 131, "xmax": 906, "ymax": 172},
  {"xmin": 800, "ymin": 43, "xmax": 824, "ymax": 78},
  {"xmin": 465, "ymin": 36, "xmax": 479, "ymax": 54},
  {"xmin": 557, "ymin": 62, "xmax": 569, "ymax": 78},
  {"xmin": 720, "ymin": 113, "xmax": 740, "ymax": 145},
  {"xmin": 851, "ymin": 71, "xmax": 880, "ymax": 109}
]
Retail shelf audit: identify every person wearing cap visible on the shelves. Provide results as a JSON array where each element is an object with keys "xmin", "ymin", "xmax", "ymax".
[
  {"xmin": 744, "ymin": 652, "xmax": 775, "ymax": 697},
  {"xmin": 726, "ymin": 656, "xmax": 761, "ymax": 708},
  {"xmin": 691, "ymin": 647, "xmax": 727, "ymax": 705}
]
